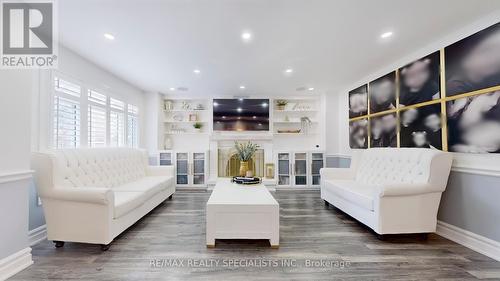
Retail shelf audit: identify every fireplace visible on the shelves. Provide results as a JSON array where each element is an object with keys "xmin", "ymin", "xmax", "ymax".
[{"xmin": 218, "ymin": 148, "xmax": 265, "ymax": 177}]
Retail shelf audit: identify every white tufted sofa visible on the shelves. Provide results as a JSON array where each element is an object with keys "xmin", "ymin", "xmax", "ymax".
[
  {"xmin": 31, "ymin": 148, "xmax": 175, "ymax": 249},
  {"xmin": 320, "ymin": 148, "xmax": 453, "ymax": 235}
]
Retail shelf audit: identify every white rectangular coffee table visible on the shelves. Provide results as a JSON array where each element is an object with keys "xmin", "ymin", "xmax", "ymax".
[{"xmin": 206, "ymin": 178, "xmax": 279, "ymax": 248}]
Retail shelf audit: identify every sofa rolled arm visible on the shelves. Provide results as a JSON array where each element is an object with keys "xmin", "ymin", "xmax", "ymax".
[
  {"xmin": 320, "ymin": 168, "xmax": 356, "ymax": 181},
  {"xmin": 378, "ymin": 183, "xmax": 445, "ymax": 197},
  {"xmin": 146, "ymin": 165, "xmax": 175, "ymax": 177},
  {"xmin": 44, "ymin": 187, "xmax": 114, "ymax": 205}
]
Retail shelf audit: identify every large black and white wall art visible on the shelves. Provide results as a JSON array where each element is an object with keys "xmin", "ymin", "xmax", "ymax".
[
  {"xmin": 445, "ymin": 22, "xmax": 500, "ymax": 97},
  {"xmin": 370, "ymin": 113, "xmax": 397, "ymax": 148},
  {"xmin": 447, "ymin": 91, "xmax": 500, "ymax": 153},
  {"xmin": 349, "ymin": 84, "xmax": 368, "ymax": 118},
  {"xmin": 399, "ymin": 52, "xmax": 441, "ymax": 107},
  {"xmin": 400, "ymin": 104, "xmax": 442, "ymax": 150},
  {"xmin": 349, "ymin": 119, "xmax": 368, "ymax": 149},
  {"xmin": 347, "ymin": 22, "xmax": 500, "ymax": 153},
  {"xmin": 369, "ymin": 72, "xmax": 396, "ymax": 114}
]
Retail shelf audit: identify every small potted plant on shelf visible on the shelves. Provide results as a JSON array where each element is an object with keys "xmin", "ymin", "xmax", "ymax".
[
  {"xmin": 275, "ymin": 99, "xmax": 288, "ymax": 111},
  {"xmin": 193, "ymin": 122, "xmax": 203, "ymax": 133},
  {"xmin": 234, "ymin": 141, "xmax": 259, "ymax": 177}
]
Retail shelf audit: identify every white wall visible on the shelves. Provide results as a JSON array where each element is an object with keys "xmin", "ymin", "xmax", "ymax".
[
  {"xmin": 0, "ymin": 70, "xmax": 33, "ymax": 264},
  {"xmin": 331, "ymin": 10, "xmax": 500, "ymax": 169}
]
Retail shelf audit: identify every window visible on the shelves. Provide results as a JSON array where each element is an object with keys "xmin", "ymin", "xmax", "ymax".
[
  {"xmin": 127, "ymin": 104, "xmax": 139, "ymax": 147},
  {"xmin": 88, "ymin": 90, "xmax": 107, "ymax": 147},
  {"xmin": 51, "ymin": 74, "xmax": 140, "ymax": 149},
  {"xmin": 53, "ymin": 77, "xmax": 81, "ymax": 148},
  {"xmin": 110, "ymin": 98, "xmax": 125, "ymax": 147}
]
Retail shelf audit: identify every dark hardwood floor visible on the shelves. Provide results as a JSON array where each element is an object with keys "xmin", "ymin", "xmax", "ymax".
[{"xmin": 12, "ymin": 190, "xmax": 500, "ymax": 280}]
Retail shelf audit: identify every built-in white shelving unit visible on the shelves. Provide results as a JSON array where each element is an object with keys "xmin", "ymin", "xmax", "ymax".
[
  {"xmin": 163, "ymin": 98, "xmax": 210, "ymax": 135},
  {"xmin": 272, "ymin": 98, "xmax": 319, "ymax": 136}
]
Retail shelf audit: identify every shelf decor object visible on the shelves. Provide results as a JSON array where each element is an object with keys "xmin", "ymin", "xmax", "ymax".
[
  {"xmin": 275, "ymin": 99, "xmax": 288, "ymax": 111},
  {"xmin": 265, "ymin": 163, "xmax": 275, "ymax": 179},
  {"xmin": 193, "ymin": 122, "xmax": 203, "ymax": 133}
]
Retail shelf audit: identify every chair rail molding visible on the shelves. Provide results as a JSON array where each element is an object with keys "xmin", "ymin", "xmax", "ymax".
[
  {"xmin": 28, "ymin": 225, "xmax": 47, "ymax": 246},
  {"xmin": 436, "ymin": 220, "xmax": 500, "ymax": 262},
  {"xmin": 0, "ymin": 247, "xmax": 33, "ymax": 280},
  {"xmin": 0, "ymin": 170, "xmax": 34, "ymax": 185}
]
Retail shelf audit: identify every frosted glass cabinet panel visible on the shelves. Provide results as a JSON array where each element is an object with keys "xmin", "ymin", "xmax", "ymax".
[
  {"xmin": 310, "ymin": 152, "xmax": 325, "ymax": 186},
  {"xmin": 176, "ymin": 152, "xmax": 189, "ymax": 185},
  {"xmin": 158, "ymin": 151, "xmax": 173, "ymax": 166},
  {"xmin": 294, "ymin": 152, "xmax": 308, "ymax": 186},
  {"xmin": 277, "ymin": 153, "xmax": 291, "ymax": 186},
  {"xmin": 192, "ymin": 152, "xmax": 205, "ymax": 185}
]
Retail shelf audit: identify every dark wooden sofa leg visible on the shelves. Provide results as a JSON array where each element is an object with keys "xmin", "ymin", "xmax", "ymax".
[
  {"xmin": 100, "ymin": 243, "xmax": 111, "ymax": 251},
  {"xmin": 324, "ymin": 200, "xmax": 329, "ymax": 207},
  {"xmin": 418, "ymin": 233, "xmax": 429, "ymax": 241},
  {"xmin": 376, "ymin": 234, "xmax": 386, "ymax": 241},
  {"xmin": 168, "ymin": 195, "xmax": 173, "ymax": 200},
  {"xmin": 53, "ymin": 241, "xmax": 65, "ymax": 248}
]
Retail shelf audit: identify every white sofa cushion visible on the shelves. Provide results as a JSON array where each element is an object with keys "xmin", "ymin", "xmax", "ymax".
[
  {"xmin": 114, "ymin": 192, "xmax": 150, "ymax": 219},
  {"xmin": 323, "ymin": 179, "xmax": 377, "ymax": 211},
  {"xmin": 112, "ymin": 176, "xmax": 173, "ymax": 218}
]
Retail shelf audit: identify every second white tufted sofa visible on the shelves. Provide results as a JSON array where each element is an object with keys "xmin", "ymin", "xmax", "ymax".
[
  {"xmin": 320, "ymin": 148, "xmax": 453, "ymax": 235},
  {"xmin": 31, "ymin": 148, "xmax": 175, "ymax": 249}
]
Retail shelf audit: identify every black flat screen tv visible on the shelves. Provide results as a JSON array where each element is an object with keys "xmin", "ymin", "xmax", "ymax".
[{"xmin": 213, "ymin": 99, "xmax": 269, "ymax": 131}]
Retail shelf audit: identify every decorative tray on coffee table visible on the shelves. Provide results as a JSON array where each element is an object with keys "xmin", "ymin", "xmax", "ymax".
[{"xmin": 231, "ymin": 176, "xmax": 262, "ymax": 185}]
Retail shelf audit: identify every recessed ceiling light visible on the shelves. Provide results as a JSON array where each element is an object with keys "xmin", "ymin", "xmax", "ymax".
[
  {"xmin": 104, "ymin": 33, "xmax": 115, "ymax": 40},
  {"xmin": 241, "ymin": 32, "xmax": 252, "ymax": 41},
  {"xmin": 193, "ymin": 69, "xmax": 201, "ymax": 74},
  {"xmin": 239, "ymin": 85, "xmax": 246, "ymax": 89},
  {"xmin": 213, "ymin": 101, "xmax": 219, "ymax": 107},
  {"xmin": 222, "ymin": 116, "xmax": 226, "ymax": 119},
  {"xmin": 285, "ymin": 68, "xmax": 293, "ymax": 73},
  {"xmin": 262, "ymin": 102, "xmax": 268, "ymax": 108},
  {"xmin": 380, "ymin": 31, "xmax": 393, "ymax": 38},
  {"xmin": 308, "ymin": 87, "xmax": 315, "ymax": 91},
  {"xmin": 253, "ymin": 116, "xmax": 257, "ymax": 119},
  {"xmin": 169, "ymin": 87, "xmax": 176, "ymax": 91},
  {"xmin": 236, "ymin": 107, "xmax": 243, "ymax": 112}
]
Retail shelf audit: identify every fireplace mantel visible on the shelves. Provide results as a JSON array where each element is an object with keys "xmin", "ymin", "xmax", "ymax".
[{"xmin": 209, "ymin": 132, "xmax": 274, "ymax": 141}]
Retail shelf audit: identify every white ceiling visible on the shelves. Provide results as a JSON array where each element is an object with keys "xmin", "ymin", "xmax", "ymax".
[{"xmin": 58, "ymin": 0, "xmax": 500, "ymax": 97}]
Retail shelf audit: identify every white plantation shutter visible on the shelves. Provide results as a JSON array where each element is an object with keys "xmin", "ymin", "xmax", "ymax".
[
  {"xmin": 53, "ymin": 96, "xmax": 80, "ymax": 148},
  {"xmin": 88, "ymin": 90, "xmax": 107, "ymax": 147},
  {"xmin": 110, "ymin": 98, "xmax": 125, "ymax": 147},
  {"xmin": 53, "ymin": 77, "xmax": 81, "ymax": 148},
  {"xmin": 127, "ymin": 104, "xmax": 139, "ymax": 147}
]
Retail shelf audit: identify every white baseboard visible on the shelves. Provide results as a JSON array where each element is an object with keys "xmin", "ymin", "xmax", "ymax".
[
  {"xmin": 436, "ymin": 220, "xmax": 500, "ymax": 261},
  {"xmin": 28, "ymin": 225, "xmax": 47, "ymax": 246},
  {"xmin": 0, "ymin": 247, "xmax": 33, "ymax": 280}
]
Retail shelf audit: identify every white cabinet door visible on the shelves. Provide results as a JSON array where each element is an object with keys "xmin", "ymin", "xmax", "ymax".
[
  {"xmin": 310, "ymin": 152, "xmax": 325, "ymax": 187},
  {"xmin": 175, "ymin": 151, "xmax": 208, "ymax": 187},
  {"xmin": 293, "ymin": 152, "xmax": 308, "ymax": 187},
  {"xmin": 276, "ymin": 152, "xmax": 292, "ymax": 187}
]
